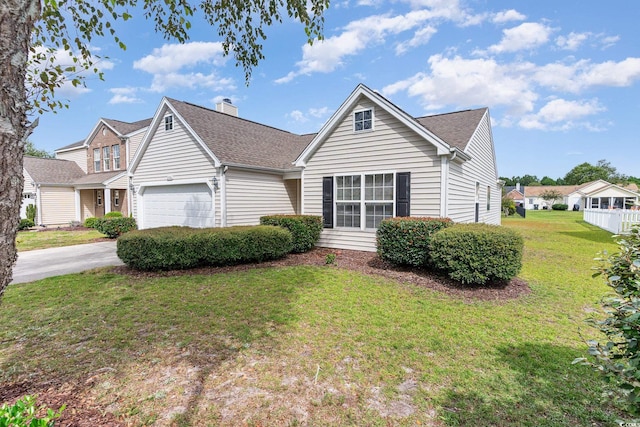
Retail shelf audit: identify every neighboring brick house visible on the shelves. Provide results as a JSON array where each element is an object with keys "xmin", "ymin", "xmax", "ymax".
[{"xmin": 21, "ymin": 117, "xmax": 150, "ymax": 226}]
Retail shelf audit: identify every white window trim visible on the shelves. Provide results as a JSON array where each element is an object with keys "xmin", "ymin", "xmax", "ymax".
[
  {"xmin": 165, "ymin": 115, "xmax": 174, "ymax": 131},
  {"xmin": 94, "ymin": 148, "xmax": 101, "ymax": 172},
  {"xmin": 103, "ymin": 146, "xmax": 111, "ymax": 171},
  {"xmin": 334, "ymin": 170, "xmax": 396, "ymax": 231},
  {"xmin": 353, "ymin": 107, "xmax": 374, "ymax": 133},
  {"xmin": 112, "ymin": 144, "xmax": 121, "ymax": 170}
]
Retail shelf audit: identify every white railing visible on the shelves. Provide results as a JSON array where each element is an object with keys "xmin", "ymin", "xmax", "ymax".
[{"xmin": 583, "ymin": 209, "xmax": 640, "ymax": 234}]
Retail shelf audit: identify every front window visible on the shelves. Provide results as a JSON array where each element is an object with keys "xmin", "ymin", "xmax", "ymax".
[
  {"xmin": 94, "ymin": 148, "xmax": 101, "ymax": 172},
  {"xmin": 354, "ymin": 109, "xmax": 373, "ymax": 132},
  {"xmin": 103, "ymin": 146, "xmax": 111, "ymax": 171},
  {"xmin": 336, "ymin": 172, "xmax": 394, "ymax": 229},
  {"xmin": 113, "ymin": 144, "xmax": 121, "ymax": 170}
]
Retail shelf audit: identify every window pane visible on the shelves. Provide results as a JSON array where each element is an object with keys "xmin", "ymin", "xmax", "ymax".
[
  {"xmin": 363, "ymin": 110, "xmax": 371, "ymax": 120},
  {"xmin": 355, "ymin": 111, "xmax": 363, "ymax": 121},
  {"xmin": 337, "ymin": 203, "xmax": 360, "ymax": 228},
  {"xmin": 365, "ymin": 203, "xmax": 393, "ymax": 228},
  {"xmin": 353, "ymin": 187, "xmax": 361, "ymax": 199},
  {"xmin": 384, "ymin": 187, "xmax": 393, "ymax": 200},
  {"xmin": 353, "ymin": 175, "xmax": 361, "ymax": 187}
]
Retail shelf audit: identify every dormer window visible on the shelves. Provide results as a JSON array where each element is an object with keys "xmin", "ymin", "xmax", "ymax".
[
  {"xmin": 354, "ymin": 108, "xmax": 373, "ymax": 132},
  {"xmin": 165, "ymin": 115, "xmax": 173, "ymax": 131}
]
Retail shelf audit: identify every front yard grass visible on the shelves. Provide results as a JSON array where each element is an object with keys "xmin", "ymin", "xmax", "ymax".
[
  {"xmin": 16, "ymin": 229, "xmax": 106, "ymax": 251},
  {"xmin": 0, "ymin": 210, "xmax": 624, "ymax": 425}
]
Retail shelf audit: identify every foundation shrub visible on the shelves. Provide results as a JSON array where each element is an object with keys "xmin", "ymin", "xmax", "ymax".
[
  {"xmin": 84, "ymin": 217, "xmax": 98, "ymax": 228},
  {"xmin": 94, "ymin": 217, "xmax": 137, "ymax": 238},
  {"xmin": 429, "ymin": 223, "xmax": 523, "ymax": 285},
  {"xmin": 104, "ymin": 211, "xmax": 123, "ymax": 218},
  {"xmin": 552, "ymin": 204, "xmax": 569, "ymax": 211},
  {"xmin": 117, "ymin": 225, "xmax": 293, "ymax": 271},
  {"xmin": 376, "ymin": 217, "xmax": 453, "ymax": 267},
  {"xmin": 260, "ymin": 215, "xmax": 322, "ymax": 253}
]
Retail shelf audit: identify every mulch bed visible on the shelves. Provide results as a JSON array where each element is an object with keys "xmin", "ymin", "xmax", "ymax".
[{"xmin": 112, "ymin": 246, "xmax": 530, "ymax": 302}]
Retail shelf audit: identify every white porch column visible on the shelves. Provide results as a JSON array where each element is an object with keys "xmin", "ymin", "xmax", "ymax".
[
  {"xmin": 74, "ymin": 189, "xmax": 81, "ymax": 222},
  {"xmin": 104, "ymin": 188, "xmax": 112, "ymax": 214}
]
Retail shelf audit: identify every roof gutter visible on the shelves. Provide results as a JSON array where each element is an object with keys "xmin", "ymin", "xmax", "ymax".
[{"xmin": 448, "ymin": 147, "xmax": 471, "ymax": 162}]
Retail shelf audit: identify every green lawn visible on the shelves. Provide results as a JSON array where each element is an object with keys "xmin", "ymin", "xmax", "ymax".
[
  {"xmin": 0, "ymin": 210, "xmax": 624, "ymax": 425},
  {"xmin": 15, "ymin": 229, "xmax": 106, "ymax": 251}
]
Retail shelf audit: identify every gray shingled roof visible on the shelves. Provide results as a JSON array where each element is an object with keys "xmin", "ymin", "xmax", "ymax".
[
  {"xmin": 168, "ymin": 99, "xmax": 315, "ymax": 169},
  {"xmin": 73, "ymin": 171, "xmax": 124, "ymax": 185},
  {"xmin": 103, "ymin": 118, "xmax": 152, "ymax": 135},
  {"xmin": 415, "ymin": 108, "xmax": 487, "ymax": 151},
  {"xmin": 23, "ymin": 156, "xmax": 86, "ymax": 184},
  {"xmin": 56, "ymin": 139, "xmax": 85, "ymax": 151}
]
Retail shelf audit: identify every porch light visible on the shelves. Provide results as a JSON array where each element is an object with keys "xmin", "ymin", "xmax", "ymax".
[{"xmin": 212, "ymin": 176, "xmax": 219, "ymax": 190}]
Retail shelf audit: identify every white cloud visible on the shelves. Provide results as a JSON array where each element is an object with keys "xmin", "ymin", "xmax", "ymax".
[
  {"xmin": 396, "ymin": 25, "xmax": 438, "ymax": 54},
  {"xmin": 556, "ymin": 32, "xmax": 590, "ymax": 51},
  {"xmin": 288, "ymin": 110, "xmax": 308, "ymax": 122},
  {"xmin": 483, "ymin": 22, "xmax": 553, "ymax": 54},
  {"xmin": 133, "ymin": 42, "xmax": 234, "ymax": 93},
  {"xmin": 383, "ymin": 54, "xmax": 538, "ymax": 114},
  {"xmin": 309, "ymin": 107, "xmax": 331, "ymax": 118},
  {"xmin": 533, "ymin": 58, "xmax": 640, "ymax": 92},
  {"xmin": 518, "ymin": 98, "xmax": 605, "ymax": 130},
  {"xmin": 492, "ymin": 9, "xmax": 526, "ymax": 24},
  {"xmin": 133, "ymin": 42, "xmax": 226, "ymax": 73},
  {"xmin": 597, "ymin": 34, "xmax": 620, "ymax": 49},
  {"xmin": 108, "ymin": 87, "xmax": 143, "ymax": 104}
]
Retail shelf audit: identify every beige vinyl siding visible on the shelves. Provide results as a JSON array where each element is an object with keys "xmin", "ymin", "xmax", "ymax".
[
  {"xmin": 108, "ymin": 174, "xmax": 128, "ymax": 189},
  {"xmin": 225, "ymin": 168, "xmax": 296, "ymax": 226},
  {"xmin": 22, "ymin": 169, "xmax": 35, "ymax": 194},
  {"xmin": 128, "ymin": 131, "xmax": 145, "ymax": 165},
  {"xmin": 303, "ymin": 97, "xmax": 441, "ymax": 252},
  {"xmin": 447, "ymin": 112, "xmax": 501, "ymax": 225},
  {"xmin": 56, "ymin": 147, "xmax": 87, "ymax": 172},
  {"xmin": 80, "ymin": 190, "xmax": 94, "ymax": 220},
  {"xmin": 40, "ymin": 186, "xmax": 76, "ymax": 226},
  {"xmin": 132, "ymin": 111, "xmax": 220, "ymax": 226}
]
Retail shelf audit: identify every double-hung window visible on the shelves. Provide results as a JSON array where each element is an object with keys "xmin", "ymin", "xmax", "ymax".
[
  {"xmin": 112, "ymin": 144, "xmax": 121, "ymax": 170},
  {"xmin": 103, "ymin": 146, "xmax": 111, "ymax": 171},
  {"xmin": 336, "ymin": 173, "xmax": 394, "ymax": 229},
  {"xmin": 94, "ymin": 148, "xmax": 101, "ymax": 172}
]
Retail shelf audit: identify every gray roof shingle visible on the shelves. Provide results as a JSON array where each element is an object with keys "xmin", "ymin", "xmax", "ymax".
[
  {"xmin": 73, "ymin": 171, "xmax": 124, "ymax": 185},
  {"xmin": 415, "ymin": 108, "xmax": 488, "ymax": 151},
  {"xmin": 23, "ymin": 156, "xmax": 86, "ymax": 184},
  {"xmin": 168, "ymin": 99, "xmax": 315, "ymax": 170},
  {"xmin": 103, "ymin": 118, "xmax": 152, "ymax": 135}
]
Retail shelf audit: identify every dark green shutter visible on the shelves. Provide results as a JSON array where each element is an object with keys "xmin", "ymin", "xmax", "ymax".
[
  {"xmin": 322, "ymin": 176, "xmax": 334, "ymax": 228},
  {"xmin": 396, "ymin": 172, "xmax": 410, "ymax": 217}
]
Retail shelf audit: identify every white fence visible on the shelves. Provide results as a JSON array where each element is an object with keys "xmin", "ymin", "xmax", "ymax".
[{"xmin": 583, "ymin": 209, "xmax": 640, "ymax": 234}]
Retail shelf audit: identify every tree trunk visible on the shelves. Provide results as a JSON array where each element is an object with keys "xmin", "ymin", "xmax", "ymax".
[{"xmin": 0, "ymin": 0, "xmax": 40, "ymax": 299}]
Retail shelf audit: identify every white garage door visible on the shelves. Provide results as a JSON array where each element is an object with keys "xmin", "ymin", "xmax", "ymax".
[{"xmin": 141, "ymin": 183, "xmax": 214, "ymax": 229}]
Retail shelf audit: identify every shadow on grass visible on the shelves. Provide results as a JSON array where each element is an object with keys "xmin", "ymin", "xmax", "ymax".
[
  {"xmin": 0, "ymin": 266, "xmax": 324, "ymax": 425},
  {"xmin": 558, "ymin": 230, "xmax": 615, "ymax": 244},
  {"xmin": 439, "ymin": 343, "xmax": 620, "ymax": 426}
]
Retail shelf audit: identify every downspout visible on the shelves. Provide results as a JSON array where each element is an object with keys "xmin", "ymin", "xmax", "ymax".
[
  {"xmin": 35, "ymin": 184, "xmax": 43, "ymax": 226},
  {"xmin": 440, "ymin": 155, "xmax": 449, "ymax": 217},
  {"xmin": 220, "ymin": 165, "xmax": 228, "ymax": 227}
]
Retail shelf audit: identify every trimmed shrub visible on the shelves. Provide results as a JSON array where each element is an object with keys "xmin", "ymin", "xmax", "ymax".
[
  {"xmin": 552, "ymin": 204, "xmax": 568, "ymax": 211},
  {"xmin": 117, "ymin": 225, "xmax": 293, "ymax": 271},
  {"xmin": 25, "ymin": 204, "xmax": 36, "ymax": 222},
  {"xmin": 95, "ymin": 217, "xmax": 137, "ymax": 238},
  {"xmin": 377, "ymin": 217, "xmax": 453, "ymax": 267},
  {"xmin": 429, "ymin": 223, "xmax": 523, "ymax": 286},
  {"xmin": 260, "ymin": 215, "xmax": 322, "ymax": 253},
  {"xmin": 17, "ymin": 218, "xmax": 34, "ymax": 231},
  {"xmin": 84, "ymin": 217, "xmax": 98, "ymax": 228},
  {"xmin": 104, "ymin": 211, "xmax": 123, "ymax": 218}
]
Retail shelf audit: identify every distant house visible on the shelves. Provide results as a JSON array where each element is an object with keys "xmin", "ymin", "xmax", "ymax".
[
  {"xmin": 21, "ymin": 118, "xmax": 150, "ymax": 226},
  {"xmin": 504, "ymin": 184, "xmax": 525, "ymax": 206},
  {"xmin": 129, "ymin": 84, "xmax": 502, "ymax": 251},
  {"xmin": 523, "ymin": 180, "xmax": 640, "ymax": 211}
]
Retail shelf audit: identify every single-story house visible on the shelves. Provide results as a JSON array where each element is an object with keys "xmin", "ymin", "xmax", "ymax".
[
  {"xmin": 21, "ymin": 117, "xmax": 151, "ymax": 226},
  {"xmin": 504, "ymin": 185, "xmax": 525, "ymax": 206},
  {"xmin": 130, "ymin": 84, "xmax": 502, "ymax": 251},
  {"xmin": 523, "ymin": 180, "xmax": 640, "ymax": 211}
]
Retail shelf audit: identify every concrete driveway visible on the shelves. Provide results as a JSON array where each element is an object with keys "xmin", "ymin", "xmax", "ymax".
[{"xmin": 11, "ymin": 241, "xmax": 123, "ymax": 284}]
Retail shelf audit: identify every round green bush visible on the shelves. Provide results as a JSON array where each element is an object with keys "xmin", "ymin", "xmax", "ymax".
[
  {"xmin": 552, "ymin": 204, "xmax": 568, "ymax": 211},
  {"xmin": 104, "ymin": 211, "xmax": 123, "ymax": 218},
  {"xmin": 429, "ymin": 223, "xmax": 523, "ymax": 285},
  {"xmin": 84, "ymin": 217, "xmax": 98, "ymax": 228},
  {"xmin": 18, "ymin": 218, "xmax": 35, "ymax": 231},
  {"xmin": 117, "ymin": 225, "xmax": 293, "ymax": 271},
  {"xmin": 94, "ymin": 217, "xmax": 137, "ymax": 238},
  {"xmin": 376, "ymin": 217, "xmax": 453, "ymax": 267},
  {"xmin": 260, "ymin": 215, "xmax": 322, "ymax": 253}
]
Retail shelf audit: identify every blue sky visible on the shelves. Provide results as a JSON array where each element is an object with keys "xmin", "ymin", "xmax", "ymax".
[{"xmin": 30, "ymin": 0, "xmax": 640, "ymax": 181}]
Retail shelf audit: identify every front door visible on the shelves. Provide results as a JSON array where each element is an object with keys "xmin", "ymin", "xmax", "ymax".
[{"xmin": 95, "ymin": 189, "xmax": 104, "ymax": 217}]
